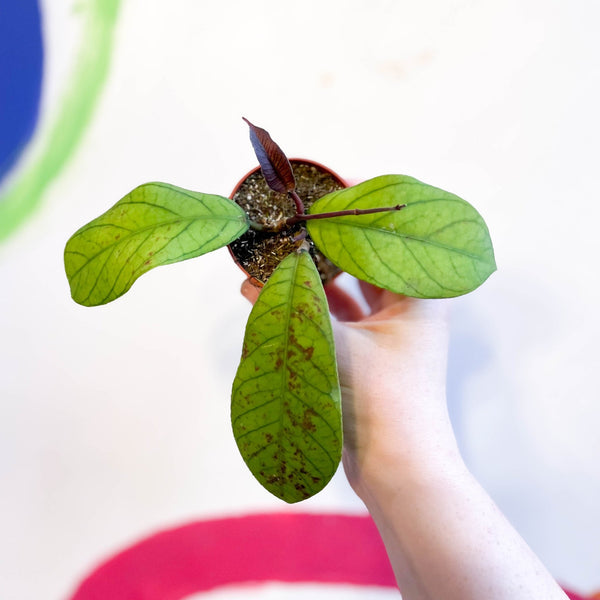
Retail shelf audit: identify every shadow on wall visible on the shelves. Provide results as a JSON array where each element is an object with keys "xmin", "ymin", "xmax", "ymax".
[{"xmin": 446, "ymin": 299, "xmax": 494, "ymax": 453}]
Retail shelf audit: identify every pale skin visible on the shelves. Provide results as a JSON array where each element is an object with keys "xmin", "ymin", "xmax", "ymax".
[{"xmin": 241, "ymin": 276, "xmax": 568, "ymax": 600}]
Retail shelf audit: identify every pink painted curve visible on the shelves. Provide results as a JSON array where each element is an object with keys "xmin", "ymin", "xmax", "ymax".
[
  {"xmin": 68, "ymin": 513, "xmax": 396, "ymax": 599},
  {"xmin": 67, "ymin": 512, "xmax": 591, "ymax": 599}
]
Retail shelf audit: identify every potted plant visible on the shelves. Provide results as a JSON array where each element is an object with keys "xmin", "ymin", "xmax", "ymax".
[{"xmin": 64, "ymin": 119, "xmax": 496, "ymax": 503}]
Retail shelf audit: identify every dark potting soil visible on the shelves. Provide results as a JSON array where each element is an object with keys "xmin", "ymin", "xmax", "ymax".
[{"xmin": 229, "ymin": 160, "xmax": 345, "ymax": 285}]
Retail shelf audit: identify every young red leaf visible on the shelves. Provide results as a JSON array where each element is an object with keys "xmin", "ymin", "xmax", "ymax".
[{"xmin": 243, "ymin": 117, "xmax": 296, "ymax": 194}]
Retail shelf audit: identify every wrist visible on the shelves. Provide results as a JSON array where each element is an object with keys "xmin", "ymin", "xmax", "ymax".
[{"xmin": 343, "ymin": 409, "xmax": 466, "ymax": 509}]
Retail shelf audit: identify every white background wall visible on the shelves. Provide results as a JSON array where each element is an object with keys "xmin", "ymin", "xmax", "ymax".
[{"xmin": 1, "ymin": 0, "xmax": 599, "ymax": 598}]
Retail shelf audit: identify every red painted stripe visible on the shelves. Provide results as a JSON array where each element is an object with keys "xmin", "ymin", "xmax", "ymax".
[
  {"xmin": 68, "ymin": 513, "xmax": 396, "ymax": 599},
  {"xmin": 566, "ymin": 592, "xmax": 592, "ymax": 600},
  {"xmin": 67, "ymin": 512, "xmax": 592, "ymax": 599}
]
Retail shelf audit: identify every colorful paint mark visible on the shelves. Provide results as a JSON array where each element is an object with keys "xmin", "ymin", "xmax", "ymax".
[
  {"xmin": 0, "ymin": 0, "xmax": 121, "ymax": 242},
  {"xmin": 66, "ymin": 512, "xmax": 591, "ymax": 599},
  {"xmin": 0, "ymin": 0, "xmax": 43, "ymax": 181},
  {"xmin": 68, "ymin": 513, "xmax": 396, "ymax": 599}
]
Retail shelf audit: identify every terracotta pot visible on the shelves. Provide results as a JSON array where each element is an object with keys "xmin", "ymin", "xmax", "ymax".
[{"xmin": 228, "ymin": 159, "xmax": 348, "ymax": 287}]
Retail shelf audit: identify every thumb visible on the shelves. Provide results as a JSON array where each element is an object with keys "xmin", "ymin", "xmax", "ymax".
[{"xmin": 241, "ymin": 278, "xmax": 261, "ymax": 305}]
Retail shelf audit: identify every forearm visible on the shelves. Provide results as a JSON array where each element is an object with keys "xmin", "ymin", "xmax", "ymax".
[
  {"xmin": 353, "ymin": 432, "xmax": 569, "ymax": 600},
  {"xmin": 333, "ymin": 295, "xmax": 567, "ymax": 599}
]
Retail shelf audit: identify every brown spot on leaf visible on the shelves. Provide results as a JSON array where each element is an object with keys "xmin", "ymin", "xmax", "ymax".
[
  {"xmin": 290, "ymin": 304, "xmax": 309, "ymax": 323},
  {"xmin": 287, "ymin": 409, "xmax": 298, "ymax": 428},
  {"xmin": 266, "ymin": 473, "xmax": 281, "ymax": 485},
  {"xmin": 288, "ymin": 331, "xmax": 315, "ymax": 361},
  {"xmin": 301, "ymin": 408, "xmax": 317, "ymax": 432},
  {"xmin": 311, "ymin": 294, "xmax": 323, "ymax": 313}
]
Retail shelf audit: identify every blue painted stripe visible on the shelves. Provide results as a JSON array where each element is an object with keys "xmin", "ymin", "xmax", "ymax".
[{"xmin": 0, "ymin": 0, "xmax": 44, "ymax": 182}]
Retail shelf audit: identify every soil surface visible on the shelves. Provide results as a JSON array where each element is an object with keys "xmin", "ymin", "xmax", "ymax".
[{"xmin": 229, "ymin": 160, "xmax": 346, "ymax": 285}]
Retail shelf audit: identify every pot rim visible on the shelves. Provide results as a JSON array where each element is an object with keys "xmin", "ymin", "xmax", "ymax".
[{"xmin": 229, "ymin": 158, "xmax": 347, "ymax": 200}]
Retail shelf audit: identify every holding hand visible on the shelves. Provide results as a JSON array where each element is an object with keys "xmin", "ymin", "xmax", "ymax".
[{"xmin": 242, "ymin": 276, "xmax": 568, "ymax": 600}]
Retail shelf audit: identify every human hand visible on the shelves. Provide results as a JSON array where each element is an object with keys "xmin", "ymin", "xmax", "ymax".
[
  {"xmin": 321, "ymin": 281, "xmax": 569, "ymax": 600},
  {"xmin": 242, "ymin": 277, "xmax": 569, "ymax": 600},
  {"xmin": 241, "ymin": 275, "xmax": 456, "ymax": 500},
  {"xmin": 322, "ymin": 279, "xmax": 455, "ymax": 499}
]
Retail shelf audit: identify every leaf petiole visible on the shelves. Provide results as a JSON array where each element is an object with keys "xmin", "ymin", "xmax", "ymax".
[
  {"xmin": 289, "ymin": 190, "xmax": 305, "ymax": 214},
  {"xmin": 248, "ymin": 203, "xmax": 407, "ymax": 232},
  {"xmin": 286, "ymin": 203, "xmax": 406, "ymax": 226}
]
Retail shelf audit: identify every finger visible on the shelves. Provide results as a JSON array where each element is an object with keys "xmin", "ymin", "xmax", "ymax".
[
  {"xmin": 325, "ymin": 281, "xmax": 366, "ymax": 322},
  {"xmin": 378, "ymin": 289, "xmax": 408, "ymax": 310},
  {"xmin": 241, "ymin": 278, "xmax": 261, "ymax": 305},
  {"xmin": 358, "ymin": 280, "xmax": 385, "ymax": 313},
  {"xmin": 358, "ymin": 287, "xmax": 414, "ymax": 322}
]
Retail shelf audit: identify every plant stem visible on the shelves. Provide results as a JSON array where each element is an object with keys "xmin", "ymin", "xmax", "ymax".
[
  {"xmin": 248, "ymin": 204, "xmax": 406, "ymax": 232},
  {"xmin": 286, "ymin": 204, "xmax": 406, "ymax": 226},
  {"xmin": 291, "ymin": 228, "xmax": 307, "ymax": 243},
  {"xmin": 247, "ymin": 219, "xmax": 270, "ymax": 231},
  {"xmin": 289, "ymin": 190, "xmax": 305, "ymax": 214},
  {"xmin": 247, "ymin": 218, "xmax": 288, "ymax": 233}
]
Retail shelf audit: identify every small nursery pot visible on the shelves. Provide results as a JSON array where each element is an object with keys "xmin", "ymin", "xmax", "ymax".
[{"xmin": 228, "ymin": 159, "xmax": 348, "ymax": 287}]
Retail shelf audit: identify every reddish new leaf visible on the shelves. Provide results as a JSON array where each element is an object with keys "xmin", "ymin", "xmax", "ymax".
[{"xmin": 243, "ymin": 117, "xmax": 296, "ymax": 194}]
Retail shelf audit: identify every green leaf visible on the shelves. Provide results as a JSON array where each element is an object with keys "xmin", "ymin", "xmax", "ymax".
[
  {"xmin": 306, "ymin": 175, "xmax": 496, "ymax": 298},
  {"xmin": 64, "ymin": 182, "xmax": 249, "ymax": 306},
  {"xmin": 231, "ymin": 250, "xmax": 342, "ymax": 503}
]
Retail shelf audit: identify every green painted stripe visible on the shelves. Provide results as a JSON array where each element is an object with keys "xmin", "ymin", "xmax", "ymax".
[{"xmin": 0, "ymin": 0, "xmax": 121, "ymax": 242}]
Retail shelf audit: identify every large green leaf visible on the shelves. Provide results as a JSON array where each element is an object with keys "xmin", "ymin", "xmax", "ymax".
[
  {"xmin": 306, "ymin": 175, "xmax": 496, "ymax": 298},
  {"xmin": 231, "ymin": 250, "xmax": 342, "ymax": 503},
  {"xmin": 64, "ymin": 183, "xmax": 249, "ymax": 306}
]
